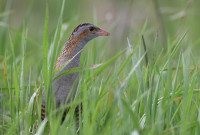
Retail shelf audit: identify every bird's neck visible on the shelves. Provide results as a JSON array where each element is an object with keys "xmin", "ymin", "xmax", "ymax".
[
  {"xmin": 56, "ymin": 39, "xmax": 87, "ymax": 72},
  {"xmin": 70, "ymin": 39, "xmax": 87, "ymax": 59}
]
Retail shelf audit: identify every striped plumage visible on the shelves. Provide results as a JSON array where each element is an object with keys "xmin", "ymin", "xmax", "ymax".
[
  {"xmin": 41, "ymin": 23, "xmax": 110, "ymax": 121},
  {"xmin": 41, "ymin": 104, "xmax": 46, "ymax": 120}
]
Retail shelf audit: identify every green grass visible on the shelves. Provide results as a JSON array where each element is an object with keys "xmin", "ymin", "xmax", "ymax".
[{"xmin": 1, "ymin": 0, "xmax": 200, "ymax": 135}]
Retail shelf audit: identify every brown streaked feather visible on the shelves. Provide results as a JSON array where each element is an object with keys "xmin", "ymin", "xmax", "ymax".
[
  {"xmin": 55, "ymin": 36, "xmax": 80, "ymax": 71},
  {"xmin": 55, "ymin": 36, "xmax": 78, "ymax": 71}
]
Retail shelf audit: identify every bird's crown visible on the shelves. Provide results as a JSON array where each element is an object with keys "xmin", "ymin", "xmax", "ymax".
[{"xmin": 72, "ymin": 23, "xmax": 93, "ymax": 33}]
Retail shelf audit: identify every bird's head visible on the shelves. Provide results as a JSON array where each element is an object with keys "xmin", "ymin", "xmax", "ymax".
[
  {"xmin": 72, "ymin": 23, "xmax": 110, "ymax": 43},
  {"xmin": 55, "ymin": 23, "xmax": 110, "ymax": 71}
]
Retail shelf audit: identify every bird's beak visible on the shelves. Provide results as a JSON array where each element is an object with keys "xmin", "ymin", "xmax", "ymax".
[{"xmin": 97, "ymin": 29, "xmax": 110, "ymax": 36}]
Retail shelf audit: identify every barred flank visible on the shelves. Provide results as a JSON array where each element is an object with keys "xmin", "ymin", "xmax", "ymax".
[{"xmin": 41, "ymin": 104, "xmax": 46, "ymax": 120}]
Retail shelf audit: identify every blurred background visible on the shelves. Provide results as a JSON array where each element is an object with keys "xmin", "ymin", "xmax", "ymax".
[
  {"xmin": 1, "ymin": 0, "xmax": 200, "ymax": 134},
  {"xmin": 0, "ymin": 0, "xmax": 200, "ymax": 86}
]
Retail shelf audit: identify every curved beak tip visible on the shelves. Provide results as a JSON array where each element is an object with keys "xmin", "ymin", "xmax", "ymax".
[{"xmin": 97, "ymin": 29, "xmax": 110, "ymax": 36}]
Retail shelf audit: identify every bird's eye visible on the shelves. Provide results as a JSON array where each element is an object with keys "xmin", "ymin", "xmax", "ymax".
[{"xmin": 89, "ymin": 27, "xmax": 94, "ymax": 32}]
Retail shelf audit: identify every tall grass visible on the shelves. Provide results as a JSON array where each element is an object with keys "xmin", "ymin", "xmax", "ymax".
[{"xmin": 1, "ymin": 0, "xmax": 200, "ymax": 135}]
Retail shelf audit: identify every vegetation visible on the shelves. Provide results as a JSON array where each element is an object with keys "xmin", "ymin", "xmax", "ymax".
[{"xmin": 1, "ymin": 0, "xmax": 200, "ymax": 134}]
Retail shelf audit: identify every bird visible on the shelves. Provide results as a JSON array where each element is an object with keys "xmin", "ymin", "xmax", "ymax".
[{"xmin": 41, "ymin": 23, "xmax": 110, "ymax": 121}]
